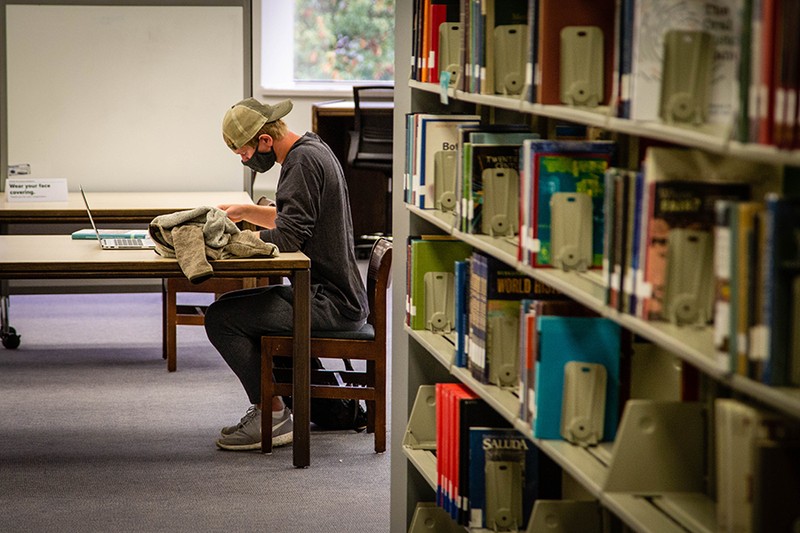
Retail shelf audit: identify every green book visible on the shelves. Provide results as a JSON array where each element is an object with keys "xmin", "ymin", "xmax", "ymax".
[{"xmin": 409, "ymin": 237, "xmax": 473, "ymax": 331}]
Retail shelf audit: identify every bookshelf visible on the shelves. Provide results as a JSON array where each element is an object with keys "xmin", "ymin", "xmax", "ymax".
[{"xmin": 389, "ymin": 1, "xmax": 800, "ymax": 532}]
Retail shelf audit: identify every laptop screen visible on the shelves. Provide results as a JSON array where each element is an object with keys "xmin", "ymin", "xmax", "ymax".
[{"xmin": 79, "ymin": 185, "xmax": 103, "ymax": 241}]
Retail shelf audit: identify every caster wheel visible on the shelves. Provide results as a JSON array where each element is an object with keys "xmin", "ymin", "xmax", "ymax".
[{"xmin": 2, "ymin": 327, "xmax": 21, "ymax": 349}]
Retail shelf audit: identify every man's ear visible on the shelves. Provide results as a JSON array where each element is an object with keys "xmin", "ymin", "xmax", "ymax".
[{"xmin": 258, "ymin": 134, "xmax": 274, "ymax": 150}]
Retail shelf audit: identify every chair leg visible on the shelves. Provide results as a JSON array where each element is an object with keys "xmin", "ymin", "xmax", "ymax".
[
  {"xmin": 374, "ymin": 357, "xmax": 387, "ymax": 453},
  {"xmin": 261, "ymin": 346, "xmax": 274, "ymax": 454},
  {"xmin": 366, "ymin": 360, "xmax": 376, "ymax": 434}
]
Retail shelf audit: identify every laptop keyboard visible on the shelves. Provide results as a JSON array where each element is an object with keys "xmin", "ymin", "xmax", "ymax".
[{"xmin": 114, "ymin": 238, "xmax": 144, "ymax": 247}]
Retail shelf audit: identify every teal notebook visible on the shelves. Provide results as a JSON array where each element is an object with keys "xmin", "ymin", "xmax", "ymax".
[{"xmin": 71, "ymin": 228, "xmax": 149, "ymax": 240}]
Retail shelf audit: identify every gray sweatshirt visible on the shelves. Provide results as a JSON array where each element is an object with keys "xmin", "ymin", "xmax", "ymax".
[{"xmin": 259, "ymin": 132, "xmax": 368, "ymax": 322}]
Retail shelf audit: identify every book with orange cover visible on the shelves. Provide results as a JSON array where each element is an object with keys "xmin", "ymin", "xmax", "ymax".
[{"xmin": 535, "ymin": 0, "xmax": 616, "ymax": 105}]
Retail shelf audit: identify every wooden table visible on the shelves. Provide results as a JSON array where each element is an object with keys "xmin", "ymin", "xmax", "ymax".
[
  {"xmin": 0, "ymin": 190, "xmax": 253, "ymax": 349},
  {"xmin": 0, "ymin": 235, "xmax": 312, "ymax": 468}
]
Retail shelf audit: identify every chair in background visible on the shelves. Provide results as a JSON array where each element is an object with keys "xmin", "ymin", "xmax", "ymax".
[
  {"xmin": 260, "ymin": 238, "xmax": 393, "ymax": 454},
  {"xmin": 347, "ymin": 85, "xmax": 394, "ymax": 256}
]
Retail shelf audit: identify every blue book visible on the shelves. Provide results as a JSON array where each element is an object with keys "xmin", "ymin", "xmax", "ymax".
[
  {"xmin": 533, "ymin": 316, "xmax": 621, "ymax": 441},
  {"xmin": 761, "ymin": 194, "xmax": 800, "ymax": 386},
  {"xmin": 454, "ymin": 259, "xmax": 470, "ymax": 367},
  {"xmin": 468, "ymin": 427, "xmax": 560, "ymax": 530}
]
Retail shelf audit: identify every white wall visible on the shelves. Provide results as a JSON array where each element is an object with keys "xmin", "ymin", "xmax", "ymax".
[
  {"xmin": 5, "ymin": 3, "xmax": 247, "ymax": 193},
  {"xmin": 3, "ymin": 1, "xmax": 352, "ymax": 200}
]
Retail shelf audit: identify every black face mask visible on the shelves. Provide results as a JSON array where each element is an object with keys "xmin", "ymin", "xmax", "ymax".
[{"xmin": 242, "ymin": 149, "xmax": 276, "ymax": 173}]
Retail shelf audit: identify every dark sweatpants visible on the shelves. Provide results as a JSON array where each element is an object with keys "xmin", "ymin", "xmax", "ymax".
[{"xmin": 204, "ymin": 284, "xmax": 365, "ymax": 404}]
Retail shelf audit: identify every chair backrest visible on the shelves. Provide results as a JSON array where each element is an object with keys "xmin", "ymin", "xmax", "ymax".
[
  {"xmin": 365, "ymin": 238, "xmax": 392, "ymax": 337},
  {"xmin": 353, "ymin": 85, "xmax": 394, "ymax": 154}
]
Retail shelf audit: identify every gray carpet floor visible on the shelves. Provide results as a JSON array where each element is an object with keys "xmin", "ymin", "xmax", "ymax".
[{"xmin": 0, "ymin": 292, "xmax": 391, "ymax": 533}]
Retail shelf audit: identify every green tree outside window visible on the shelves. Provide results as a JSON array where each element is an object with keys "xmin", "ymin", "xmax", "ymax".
[{"xmin": 294, "ymin": 0, "xmax": 395, "ymax": 82}]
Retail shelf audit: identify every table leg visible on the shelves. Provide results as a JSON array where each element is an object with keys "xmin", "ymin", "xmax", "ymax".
[
  {"xmin": 1, "ymin": 280, "xmax": 20, "ymax": 349},
  {"xmin": 292, "ymin": 268, "xmax": 311, "ymax": 468}
]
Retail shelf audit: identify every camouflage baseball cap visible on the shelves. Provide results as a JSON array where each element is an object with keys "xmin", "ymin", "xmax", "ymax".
[{"xmin": 222, "ymin": 98, "xmax": 293, "ymax": 150}]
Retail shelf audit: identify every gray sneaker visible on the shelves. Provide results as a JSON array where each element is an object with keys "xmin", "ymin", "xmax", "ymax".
[
  {"xmin": 216, "ymin": 406, "xmax": 293, "ymax": 451},
  {"xmin": 220, "ymin": 405, "xmax": 257, "ymax": 437},
  {"xmin": 271, "ymin": 407, "xmax": 294, "ymax": 448}
]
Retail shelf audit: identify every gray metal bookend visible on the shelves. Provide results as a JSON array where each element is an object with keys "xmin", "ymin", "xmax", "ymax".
[
  {"xmin": 402, "ymin": 385, "xmax": 437, "ymax": 451},
  {"xmin": 527, "ymin": 500, "xmax": 603, "ymax": 533},
  {"xmin": 604, "ymin": 400, "xmax": 705, "ymax": 493}
]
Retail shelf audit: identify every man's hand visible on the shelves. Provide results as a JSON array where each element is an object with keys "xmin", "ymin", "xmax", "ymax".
[
  {"xmin": 218, "ymin": 203, "xmax": 250, "ymax": 223},
  {"xmin": 218, "ymin": 203, "xmax": 277, "ymax": 229}
]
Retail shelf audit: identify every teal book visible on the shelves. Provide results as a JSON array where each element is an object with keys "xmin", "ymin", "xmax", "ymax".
[
  {"xmin": 521, "ymin": 140, "xmax": 615, "ymax": 269},
  {"xmin": 532, "ymin": 316, "xmax": 621, "ymax": 441},
  {"xmin": 71, "ymin": 228, "xmax": 149, "ymax": 240}
]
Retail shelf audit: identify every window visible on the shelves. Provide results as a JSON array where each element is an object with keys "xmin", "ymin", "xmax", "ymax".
[{"xmin": 259, "ymin": 0, "xmax": 394, "ymax": 94}]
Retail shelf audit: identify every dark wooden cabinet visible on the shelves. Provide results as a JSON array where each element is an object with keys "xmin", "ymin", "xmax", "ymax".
[{"xmin": 312, "ymin": 100, "xmax": 390, "ymax": 243}]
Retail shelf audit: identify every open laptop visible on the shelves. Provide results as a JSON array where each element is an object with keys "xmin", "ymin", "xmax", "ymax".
[{"xmin": 79, "ymin": 186, "xmax": 155, "ymax": 250}]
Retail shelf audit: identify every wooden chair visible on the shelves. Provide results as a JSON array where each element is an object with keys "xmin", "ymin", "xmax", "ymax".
[{"xmin": 260, "ymin": 237, "xmax": 392, "ymax": 454}]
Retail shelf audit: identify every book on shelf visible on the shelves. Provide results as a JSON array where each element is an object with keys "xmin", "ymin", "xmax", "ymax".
[
  {"xmin": 712, "ymin": 199, "xmax": 765, "ymax": 375},
  {"xmin": 751, "ymin": 0, "xmax": 777, "ymax": 145},
  {"xmin": 466, "ymin": 0, "xmax": 485, "ymax": 93},
  {"xmin": 71, "ymin": 228, "xmax": 149, "ymax": 240},
  {"xmin": 461, "ymin": 388, "xmax": 511, "ymax": 525},
  {"xmin": 713, "ymin": 200, "xmax": 736, "ymax": 371},
  {"xmin": 482, "ymin": 0, "xmax": 530, "ymax": 96},
  {"xmin": 436, "ymin": 383, "xmax": 512, "ymax": 524},
  {"xmin": 518, "ymin": 299, "xmax": 538, "ymax": 425},
  {"xmin": 453, "ymin": 259, "xmax": 471, "ymax": 368},
  {"xmin": 534, "ymin": 0, "xmax": 616, "ymax": 105},
  {"xmin": 532, "ymin": 316, "xmax": 621, "ymax": 443},
  {"xmin": 731, "ymin": 201, "xmax": 763, "ymax": 377},
  {"xmin": 627, "ymin": 0, "xmax": 744, "ymax": 127},
  {"xmin": 615, "ymin": 0, "xmax": 635, "ymax": 117},
  {"xmin": 637, "ymin": 147, "xmax": 781, "ymax": 324},
  {"xmin": 518, "ymin": 299, "xmax": 595, "ymax": 426},
  {"xmin": 454, "ymin": 123, "xmax": 532, "ymax": 233},
  {"xmin": 408, "ymin": 237, "xmax": 473, "ymax": 332},
  {"xmin": 404, "ymin": 113, "xmax": 416, "ymax": 205},
  {"xmin": 751, "ymin": 437, "xmax": 800, "ymax": 532},
  {"xmin": 714, "ymin": 398, "xmax": 800, "ymax": 532},
  {"xmin": 771, "ymin": 0, "xmax": 800, "ymax": 149},
  {"xmin": 523, "ymin": 0, "xmax": 539, "ymax": 103},
  {"xmin": 426, "ymin": 0, "xmax": 461, "ymax": 84},
  {"xmin": 467, "ymin": 251, "xmax": 560, "ymax": 387},
  {"xmin": 465, "ymin": 130, "xmax": 539, "ymax": 237},
  {"xmin": 436, "ymin": 383, "xmax": 461, "ymax": 517},
  {"xmin": 468, "ymin": 427, "xmax": 561, "ymax": 530},
  {"xmin": 759, "ymin": 194, "xmax": 800, "ymax": 386},
  {"xmin": 409, "ymin": 113, "xmax": 481, "ymax": 210},
  {"xmin": 519, "ymin": 139, "xmax": 615, "ymax": 270},
  {"xmin": 604, "ymin": 167, "xmax": 633, "ymax": 312}
]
